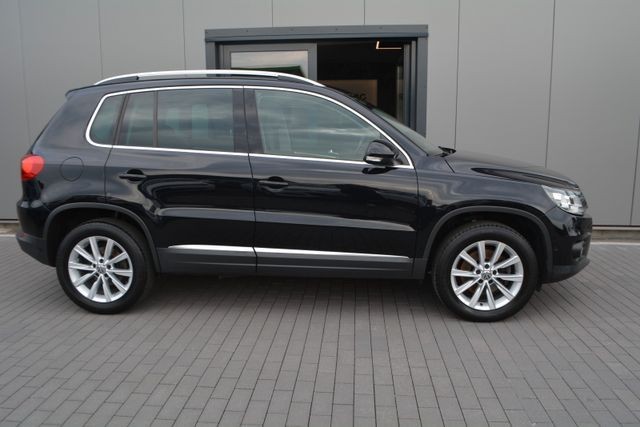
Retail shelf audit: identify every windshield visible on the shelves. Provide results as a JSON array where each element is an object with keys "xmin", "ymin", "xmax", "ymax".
[{"xmin": 371, "ymin": 108, "xmax": 443, "ymax": 156}]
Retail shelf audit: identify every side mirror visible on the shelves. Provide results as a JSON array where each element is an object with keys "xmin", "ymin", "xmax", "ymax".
[{"xmin": 364, "ymin": 140, "xmax": 397, "ymax": 167}]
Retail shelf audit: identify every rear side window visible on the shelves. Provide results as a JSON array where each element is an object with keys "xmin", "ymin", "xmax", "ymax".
[
  {"xmin": 157, "ymin": 89, "xmax": 234, "ymax": 152},
  {"xmin": 89, "ymin": 95, "xmax": 124, "ymax": 144},
  {"xmin": 119, "ymin": 92, "xmax": 155, "ymax": 147}
]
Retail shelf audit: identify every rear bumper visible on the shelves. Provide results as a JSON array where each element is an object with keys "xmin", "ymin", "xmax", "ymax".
[{"xmin": 16, "ymin": 228, "xmax": 50, "ymax": 265}]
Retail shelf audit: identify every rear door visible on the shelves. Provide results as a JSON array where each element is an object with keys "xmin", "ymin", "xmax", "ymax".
[
  {"xmin": 101, "ymin": 85, "xmax": 255, "ymax": 274},
  {"xmin": 245, "ymin": 87, "xmax": 419, "ymax": 277}
]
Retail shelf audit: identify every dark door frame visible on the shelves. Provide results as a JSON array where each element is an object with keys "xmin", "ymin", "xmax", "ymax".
[{"xmin": 205, "ymin": 25, "xmax": 428, "ymax": 135}]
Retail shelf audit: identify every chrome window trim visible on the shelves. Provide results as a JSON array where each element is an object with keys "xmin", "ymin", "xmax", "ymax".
[
  {"xmin": 250, "ymin": 153, "xmax": 368, "ymax": 166},
  {"xmin": 246, "ymin": 85, "xmax": 414, "ymax": 169},
  {"xmin": 85, "ymin": 84, "xmax": 415, "ymax": 168},
  {"xmin": 84, "ymin": 85, "xmax": 245, "ymax": 156},
  {"xmin": 167, "ymin": 244, "xmax": 410, "ymax": 260}
]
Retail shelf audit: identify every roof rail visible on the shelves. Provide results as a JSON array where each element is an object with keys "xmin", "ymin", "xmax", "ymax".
[{"xmin": 94, "ymin": 69, "xmax": 324, "ymax": 87}]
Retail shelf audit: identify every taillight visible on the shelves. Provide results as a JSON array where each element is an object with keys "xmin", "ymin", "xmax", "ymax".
[{"xmin": 21, "ymin": 154, "xmax": 45, "ymax": 181}]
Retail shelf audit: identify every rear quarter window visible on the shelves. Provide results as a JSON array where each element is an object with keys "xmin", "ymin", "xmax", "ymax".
[{"xmin": 89, "ymin": 95, "xmax": 124, "ymax": 144}]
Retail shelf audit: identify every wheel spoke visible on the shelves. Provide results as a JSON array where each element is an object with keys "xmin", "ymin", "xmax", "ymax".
[
  {"xmin": 103, "ymin": 239, "xmax": 114, "ymax": 260},
  {"xmin": 485, "ymin": 287, "xmax": 496, "ymax": 309},
  {"xmin": 455, "ymin": 278, "xmax": 480, "ymax": 295},
  {"xmin": 492, "ymin": 278, "xmax": 515, "ymax": 300},
  {"xmin": 460, "ymin": 250, "xmax": 479, "ymax": 269},
  {"xmin": 477, "ymin": 241, "xmax": 486, "ymax": 264},
  {"xmin": 107, "ymin": 272, "xmax": 128, "ymax": 293},
  {"xmin": 494, "ymin": 255, "xmax": 520, "ymax": 270},
  {"xmin": 451, "ymin": 269, "xmax": 478, "ymax": 278},
  {"xmin": 110, "ymin": 268, "xmax": 132, "ymax": 277},
  {"xmin": 469, "ymin": 282, "xmax": 485, "ymax": 307},
  {"xmin": 496, "ymin": 274, "xmax": 523, "ymax": 282},
  {"xmin": 108, "ymin": 252, "xmax": 128, "ymax": 265},
  {"xmin": 72, "ymin": 271, "xmax": 95, "ymax": 287},
  {"xmin": 101, "ymin": 276, "xmax": 112, "ymax": 302},
  {"xmin": 69, "ymin": 262, "xmax": 95, "ymax": 271},
  {"xmin": 89, "ymin": 237, "xmax": 101, "ymax": 261},
  {"xmin": 490, "ymin": 242, "xmax": 505, "ymax": 265},
  {"xmin": 74, "ymin": 246, "xmax": 95, "ymax": 263},
  {"xmin": 88, "ymin": 277, "xmax": 101, "ymax": 299}
]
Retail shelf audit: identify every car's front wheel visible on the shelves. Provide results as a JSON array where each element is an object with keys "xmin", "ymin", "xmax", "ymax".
[
  {"xmin": 433, "ymin": 222, "xmax": 538, "ymax": 321},
  {"xmin": 56, "ymin": 220, "xmax": 153, "ymax": 314}
]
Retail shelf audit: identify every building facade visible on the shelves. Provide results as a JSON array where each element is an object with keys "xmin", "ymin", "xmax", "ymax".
[{"xmin": 1, "ymin": 0, "xmax": 639, "ymax": 225}]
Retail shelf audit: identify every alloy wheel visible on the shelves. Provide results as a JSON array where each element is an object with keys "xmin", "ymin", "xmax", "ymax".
[
  {"xmin": 450, "ymin": 240, "xmax": 524, "ymax": 311},
  {"xmin": 67, "ymin": 235, "xmax": 133, "ymax": 303}
]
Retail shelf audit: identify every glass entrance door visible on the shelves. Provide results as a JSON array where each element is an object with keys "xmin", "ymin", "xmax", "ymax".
[
  {"xmin": 220, "ymin": 40, "xmax": 413, "ymax": 126},
  {"xmin": 221, "ymin": 43, "xmax": 317, "ymax": 79}
]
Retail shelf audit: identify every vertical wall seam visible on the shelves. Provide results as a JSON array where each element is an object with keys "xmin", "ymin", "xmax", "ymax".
[
  {"xmin": 97, "ymin": 0, "xmax": 104, "ymax": 78},
  {"xmin": 630, "ymin": 117, "xmax": 640, "ymax": 225},
  {"xmin": 544, "ymin": 0, "xmax": 556, "ymax": 168},
  {"xmin": 453, "ymin": 0, "xmax": 461, "ymax": 148},
  {"xmin": 271, "ymin": 0, "xmax": 274, "ymax": 27},
  {"xmin": 181, "ymin": 0, "xmax": 186, "ymax": 68},
  {"xmin": 16, "ymin": 0, "xmax": 32, "ymax": 143},
  {"xmin": 363, "ymin": 0, "xmax": 366, "ymax": 24}
]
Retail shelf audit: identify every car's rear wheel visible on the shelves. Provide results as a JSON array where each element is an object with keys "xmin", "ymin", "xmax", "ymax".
[
  {"xmin": 56, "ymin": 220, "xmax": 153, "ymax": 314},
  {"xmin": 433, "ymin": 222, "xmax": 538, "ymax": 321}
]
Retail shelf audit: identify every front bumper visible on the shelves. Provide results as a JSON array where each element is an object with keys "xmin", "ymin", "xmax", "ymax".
[
  {"xmin": 543, "ymin": 207, "xmax": 592, "ymax": 283},
  {"xmin": 546, "ymin": 256, "xmax": 590, "ymax": 282},
  {"xmin": 16, "ymin": 228, "xmax": 50, "ymax": 265}
]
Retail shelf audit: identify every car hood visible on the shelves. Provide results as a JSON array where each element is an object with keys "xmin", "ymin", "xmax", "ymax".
[{"xmin": 443, "ymin": 150, "xmax": 579, "ymax": 189}]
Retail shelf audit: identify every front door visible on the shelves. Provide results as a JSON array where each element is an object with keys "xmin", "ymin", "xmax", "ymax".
[
  {"xmin": 245, "ymin": 87, "xmax": 418, "ymax": 277},
  {"xmin": 103, "ymin": 86, "xmax": 255, "ymax": 274}
]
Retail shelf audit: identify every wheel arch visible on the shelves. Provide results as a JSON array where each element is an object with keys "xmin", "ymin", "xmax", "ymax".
[
  {"xmin": 44, "ymin": 202, "xmax": 160, "ymax": 271},
  {"xmin": 414, "ymin": 206, "xmax": 553, "ymax": 282}
]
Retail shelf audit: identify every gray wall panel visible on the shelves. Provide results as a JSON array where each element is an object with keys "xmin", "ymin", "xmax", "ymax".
[
  {"xmin": 366, "ymin": 0, "xmax": 460, "ymax": 148},
  {"xmin": 455, "ymin": 0, "xmax": 553, "ymax": 165},
  {"xmin": 423, "ymin": 0, "xmax": 459, "ymax": 148},
  {"xmin": 20, "ymin": 0, "xmax": 102, "ymax": 143},
  {"xmin": 99, "ymin": 0, "xmax": 185, "ymax": 77},
  {"xmin": 184, "ymin": 0, "xmax": 272, "ymax": 68},
  {"xmin": 547, "ymin": 0, "xmax": 640, "ymax": 225},
  {"xmin": 365, "ymin": 0, "xmax": 427, "ymax": 24},
  {"xmin": 273, "ymin": 0, "xmax": 364, "ymax": 26},
  {"xmin": 0, "ymin": 0, "xmax": 29, "ymax": 218}
]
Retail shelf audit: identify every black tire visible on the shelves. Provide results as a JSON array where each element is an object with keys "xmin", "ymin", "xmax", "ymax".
[
  {"xmin": 56, "ymin": 219, "xmax": 154, "ymax": 314},
  {"xmin": 432, "ymin": 221, "xmax": 538, "ymax": 322}
]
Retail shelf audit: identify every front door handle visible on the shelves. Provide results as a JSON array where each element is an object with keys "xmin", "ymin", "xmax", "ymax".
[
  {"xmin": 118, "ymin": 169, "xmax": 147, "ymax": 181},
  {"xmin": 258, "ymin": 177, "xmax": 289, "ymax": 188}
]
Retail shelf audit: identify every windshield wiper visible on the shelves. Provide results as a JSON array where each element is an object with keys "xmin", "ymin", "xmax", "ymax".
[{"xmin": 438, "ymin": 146, "xmax": 457, "ymax": 156}]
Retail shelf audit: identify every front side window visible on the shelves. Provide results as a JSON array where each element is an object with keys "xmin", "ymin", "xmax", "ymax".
[
  {"xmin": 254, "ymin": 89, "xmax": 382, "ymax": 162},
  {"xmin": 89, "ymin": 95, "xmax": 124, "ymax": 144}
]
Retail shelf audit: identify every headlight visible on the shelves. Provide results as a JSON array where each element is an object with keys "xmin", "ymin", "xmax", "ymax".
[{"xmin": 542, "ymin": 185, "xmax": 585, "ymax": 215}]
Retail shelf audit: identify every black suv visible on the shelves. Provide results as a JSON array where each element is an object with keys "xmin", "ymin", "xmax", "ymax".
[{"xmin": 17, "ymin": 70, "xmax": 591, "ymax": 321}]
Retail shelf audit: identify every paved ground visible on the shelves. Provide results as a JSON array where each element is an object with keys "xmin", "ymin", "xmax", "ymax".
[{"xmin": 1, "ymin": 238, "xmax": 640, "ymax": 426}]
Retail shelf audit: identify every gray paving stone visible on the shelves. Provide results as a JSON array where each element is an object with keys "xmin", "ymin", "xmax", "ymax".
[{"xmin": 0, "ymin": 242, "xmax": 639, "ymax": 427}]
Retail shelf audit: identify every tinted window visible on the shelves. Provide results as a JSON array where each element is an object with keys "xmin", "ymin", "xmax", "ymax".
[
  {"xmin": 90, "ymin": 95, "xmax": 123, "ymax": 144},
  {"xmin": 157, "ymin": 89, "xmax": 234, "ymax": 152},
  {"xmin": 254, "ymin": 89, "xmax": 381, "ymax": 161},
  {"xmin": 119, "ymin": 92, "xmax": 154, "ymax": 147}
]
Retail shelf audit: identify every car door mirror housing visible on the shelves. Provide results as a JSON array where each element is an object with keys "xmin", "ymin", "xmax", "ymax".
[{"xmin": 364, "ymin": 140, "xmax": 397, "ymax": 166}]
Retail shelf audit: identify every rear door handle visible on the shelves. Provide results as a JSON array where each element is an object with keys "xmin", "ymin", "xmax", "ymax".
[
  {"xmin": 258, "ymin": 177, "xmax": 289, "ymax": 188},
  {"xmin": 118, "ymin": 169, "xmax": 147, "ymax": 181}
]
